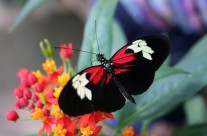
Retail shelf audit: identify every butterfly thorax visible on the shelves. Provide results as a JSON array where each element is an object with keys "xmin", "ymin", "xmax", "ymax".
[{"xmin": 96, "ymin": 54, "xmax": 113, "ymax": 73}]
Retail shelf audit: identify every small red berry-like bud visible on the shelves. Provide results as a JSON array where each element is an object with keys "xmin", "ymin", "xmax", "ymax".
[
  {"xmin": 28, "ymin": 73, "xmax": 38, "ymax": 84},
  {"xmin": 14, "ymin": 87, "xmax": 24, "ymax": 98},
  {"xmin": 32, "ymin": 94, "xmax": 39, "ymax": 102},
  {"xmin": 14, "ymin": 100, "xmax": 22, "ymax": 109},
  {"xmin": 60, "ymin": 43, "xmax": 73, "ymax": 59},
  {"xmin": 36, "ymin": 101, "xmax": 44, "ymax": 109},
  {"xmin": 34, "ymin": 82, "xmax": 44, "ymax": 93},
  {"xmin": 23, "ymin": 89, "xmax": 32, "ymax": 99},
  {"xmin": 20, "ymin": 78, "xmax": 30, "ymax": 88},
  {"xmin": 17, "ymin": 68, "xmax": 29, "ymax": 79},
  {"xmin": 6, "ymin": 110, "xmax": 19, "ymax": 122},
  {"xmin": 43, "ymin": 109, "xmax": 50, "ymax": 116},
  {"xmin": 47, "ymin": 89, "xmax": 55, "ymax": 98},
  {"xmin": 28, "ymin": 103, "xmax": 35, "ymax": 110},
  {"xmin": 19, "ymin": 98, "xmax": 29, "ymax": 107}
]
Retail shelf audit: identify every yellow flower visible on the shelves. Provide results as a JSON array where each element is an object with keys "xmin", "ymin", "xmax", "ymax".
[
  {"xmin": 31, "ymin": 107, "xmax": 44, "ymax": 120},
  {"xmin": 42, "ymin": 59, "xmax": 56, "ymax": 74},
  {"xmin": 58, "ymin": 72, "xmax": 70, "ymax": 85},
  {"xmin": 51, "ymin": 104, "xmax": 64, "ymax": 117},
  {"xmin": 53, "ymin": 86, "xmax": 63, "ymax": 98},
  {"xmin": 121, "ymin": 126, "xmax": 135, "ymax": 136},
  {"xmin": 32, "ymin": 70, "xmax": 43, "ymax": 82},
  {"xmin": 53, "ymin": 124, "xmax": 67, "ymax": 136},
  {"xmin": 80, "ymin": 126, "xmax": 93, "ymax": 136}
]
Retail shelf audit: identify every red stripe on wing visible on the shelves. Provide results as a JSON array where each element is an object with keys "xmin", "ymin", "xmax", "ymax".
[{"xmin": 84, "ymin": 66, "xmax": 111, "ymax": 85}]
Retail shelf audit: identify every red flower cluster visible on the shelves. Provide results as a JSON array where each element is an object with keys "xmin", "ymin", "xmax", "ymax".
[{"xmin": 6, "ymin": 41, "xmax": 114, "ymax": 136}]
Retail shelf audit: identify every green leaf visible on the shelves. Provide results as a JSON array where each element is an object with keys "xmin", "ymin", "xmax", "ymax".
[
  {"xmin": 116, "ymin": 34, "xmax": 207, "ymax": 129},
  {"xmin": 77, "ymin": 0, "xmax": 118, "ymax": 71},
  {"xmin": 172, "ymin": 123, "xmax": 207, "ymax": 136},
  {"xmin": 184, "ymin": 95, "xmax": 207, "ymax": 125},
  {"xmin": 26, "ymin": 132, "xmax": 53, "ymax": 136},
  {"xmin": 155, "ymin": 66, "xmax": 189, "ymax": 80},
  {"xmin": 9, "ymin": 0, "xmax": 48, "ymax": 32}
]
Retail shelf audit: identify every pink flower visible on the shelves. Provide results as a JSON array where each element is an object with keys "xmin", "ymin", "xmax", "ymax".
[
  {"xmin": 34, "ymin": 82, "xmax": 44, "ymax": 93},
  {"xmin": 17, "ymin": 68, "xmax": 29, "ymax": 79},
  {"xmin": 19, "ymin": 98, "xmax": 29, "ymax": 107},
  {"xmin": 28, "ymin": 73, "xmax": 38, "ymax": 84},
  {"xmin": 14, "ymin": 100, "xmax": 22, "ymax": 109},
  {"xmin": 32, "ymin": 94, "xmax": 39, "ymax": 102},
  {"xmin": 23, "ymin": 89, "xmax": 32, "ymax": 99},
  {"xmin": 28, "ymin": 103, "xmax": 35, "ymax": 110},
  {"xmin": 14, "ymin": 87, "xmax": 24, "ymax": 98},
  {"xmin": 60, "ymin": 43, "xmax": 73, "ymax": 59},
  {"xmin": 36, "ymin": 101, "xmax": 44, "ymax": 109},
  {"xmin": 6, "ymin": 110, "xmax": 19, "ymax": 122}
]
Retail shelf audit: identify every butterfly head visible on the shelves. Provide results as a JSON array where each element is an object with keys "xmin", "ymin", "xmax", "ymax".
[{"xmin": 96, "ymin": 54, "xmax": 104, "ymax": 62}]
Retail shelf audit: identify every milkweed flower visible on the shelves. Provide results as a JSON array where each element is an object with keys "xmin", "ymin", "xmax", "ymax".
[
  {"xmin": 60, "ymin": 43, "xmax": 73, "ymax": 60},
  {"xmin": 80, "ymin": 126, "xmax": 93, "ymax": 136},
  {"xmin": 7, "ymin": 39, "xmax": 113, "ymax": 136},
  {"xmin": 6, "ymin": 110, "xmax": 19, "ymax": 122}
]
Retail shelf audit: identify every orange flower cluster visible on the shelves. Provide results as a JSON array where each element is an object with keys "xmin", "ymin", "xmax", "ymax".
[{"xmin": 6, "ymin": 41, "xmax": 114, "ymax": 136}]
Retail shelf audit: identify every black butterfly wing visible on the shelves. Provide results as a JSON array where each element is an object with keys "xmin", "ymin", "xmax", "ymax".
[
  {"xmin": 110, "ymin": 34, "xmax": 170, "ymax": 95},
  {"xmin": 58, "ymin": 65, "xmax": 125, "ymax": 117}
]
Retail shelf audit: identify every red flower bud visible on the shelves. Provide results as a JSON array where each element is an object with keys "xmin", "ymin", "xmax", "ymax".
[
  {"xmin": 19, "ymin": 98, "xmax": 29, "ymax": 107},
  {"xmin": 6, "ymin": 110, "xmax": 19, "ymax": 122},
  {"xmin": 28, "ymin": 103, "xmax": 35, "ymax": 110},
  {"xmin": 36, "ymin": 101, "xmax": 44, "ymax": 109},
  {"xmin": 60, "ymin": 43, "xmax": 73, "ymax": 59},
  {"xmin": 23, "ymin": 89, "xmax": 32, "ymax": 99},
  {"xmin": 28, "ymin": 73, "xmax": 38, "ymax": 84},
  {"xmin": 14, "ymin": 100, "xmax": 22, "ymax": 109},
  {"xmin": 20, "ymin": 78, "xmax": 30, "ymax": 88},
  {"xmin": 17, "ymin": 68, "xmax": 29, "ymax": 79},
  {"xmin": 32, "ymin": 94, "xmax": 39, "ymax": 102},
  {"xmin": 43, "ymin": 109, "xmax": 50, "ymax": 116},
  {"xmin": 34, "ymin": 82, "xmax": 44, "ymax": 93},
  {"xmin": 14, "ymin": 87, "xmax": 24, "ymax": 98},
  {"xmin": 47, "ymin": 89, "xmax": 55, "ymax": 98}
]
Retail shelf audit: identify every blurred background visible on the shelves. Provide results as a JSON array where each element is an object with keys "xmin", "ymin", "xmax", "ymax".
[{"xmin": 1, "ymin": 0, "xmax": 207, "ymax": 135}]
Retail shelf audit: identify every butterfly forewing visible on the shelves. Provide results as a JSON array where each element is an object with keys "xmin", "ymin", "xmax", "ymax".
[
  {"xmin": 58, "ymin": 34, "xmax": 170, "ymax": 116},
  {"xmin": 58, "ymin": 66, "xmax": 125, "ymax": 116}
]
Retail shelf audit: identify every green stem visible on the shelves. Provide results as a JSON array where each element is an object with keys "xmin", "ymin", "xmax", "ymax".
[
  {"xmin": 62, "ymin": 58, "xmax": 67, "ymax": 73},
  {"xmin": 41, "ymin": 93, "xmax": 46, "ymax": 108},
  {"xmin": 67, "ymin": 60, "xmax": 76, "ymax": 76},
  {"xmin": 140, "ymin": 120, "xmax": 151, "ymax": 134}
]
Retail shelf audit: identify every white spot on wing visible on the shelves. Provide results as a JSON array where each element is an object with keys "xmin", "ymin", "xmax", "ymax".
[
  {"xmin": 127, "ymin": 39, "xmax": 154, "ymax": 60},
  {"xmin": 72, "ymin": 73, "xmax": 92, "ymax": 101}
]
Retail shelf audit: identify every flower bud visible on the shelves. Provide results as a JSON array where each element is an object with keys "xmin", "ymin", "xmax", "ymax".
[
  {"xmin": 43, "ymin": 109, "xmax": 50, "ymax": 116},
  {"xmin": 14, "ymin": 87, "xmax": 24, "ymax": 98},
  {"xmin": 23, "ymin": 89, "xmax": 32, "ymax": 99},
  {"xmin": 17, "ymin": 68, "xmax": 29, "ymax": 79},
  {"xmin": 32, "ymin": 94, "xmax": 39, "ymax": 102},
  {"xmin": 47, "ymin": 88, "xmax": 55, "ymax": 98},
  {"xmin": 34, "ymin": 82, "xmax": 44, "ymax": 93},
  {"xmin": 36, "ymin": 101, "xmax": 44, "ymax": 109},
  {"xmin": 28, "ymin": 103, "xmax": 35, "ymax": 110},
  {"xmin": 6, "ymin": 110, "xmax": 19, "ymax": 122},
  {"xmin": 40, "ymin": 39, "xmax": 54, "ymax": 59},
  {"xmin": 20, "ymin": 78, "xmax": 30, "ymax": 88},
  {"xmin": 28, "ymin": 73, "xmax": 38, "ymax": 84},
  {"xmin": 60, "ymin": 43, "xmax": 73, "ymax": 59},
  {"xmin": 19, "ymin": 98, "xmax": 29, "ymax": 107},
  {"xmin": 14, "ymin": 100, "xmax": 22, "ymax": 109}
]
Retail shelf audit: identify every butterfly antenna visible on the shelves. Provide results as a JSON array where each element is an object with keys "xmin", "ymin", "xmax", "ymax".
[
  {"xmin": 95, "ymin": 20, "xmax": 101, "ymax": 54},
  {"xmin": 54, "ymin": 47, "xmax": 96, "ymax": 55}
]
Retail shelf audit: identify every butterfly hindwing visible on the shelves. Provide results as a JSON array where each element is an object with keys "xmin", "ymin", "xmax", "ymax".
[
  {"xmin": 58, "ymin": 66, "xmax": 125, "ymax": 116},
  {"xmin": 110, "ymin": 35, "xmax": 170, "ymax": 95}
]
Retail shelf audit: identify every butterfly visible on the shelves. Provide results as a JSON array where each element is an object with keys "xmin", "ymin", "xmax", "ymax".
[{"xmin": 58, "ymin": 34, "xmax": 170, "ymax": 117}]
